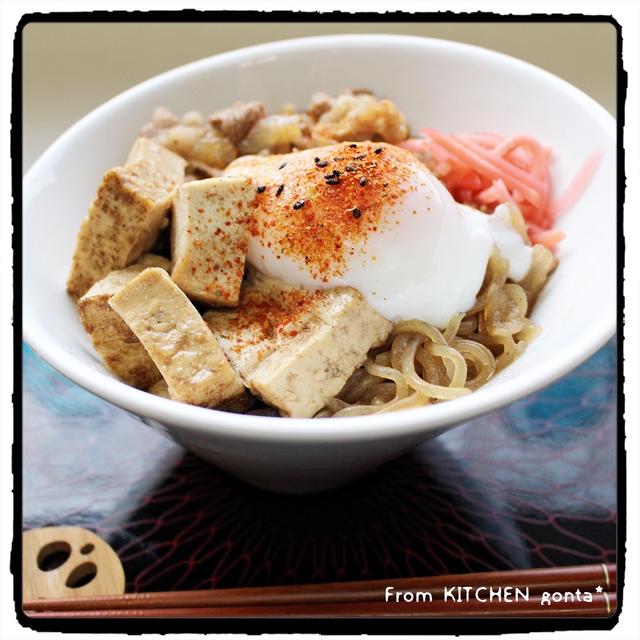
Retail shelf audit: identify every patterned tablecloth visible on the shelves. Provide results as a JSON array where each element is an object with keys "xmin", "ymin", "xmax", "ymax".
[{"xmin": 22, "ymin": 340, "xmax": 617, "ymax": 592}]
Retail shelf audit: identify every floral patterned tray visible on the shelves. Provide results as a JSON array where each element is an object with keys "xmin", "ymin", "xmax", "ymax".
[{"xmin": 22, "ymin": 340, "xmax": 616, "ymax": 592}]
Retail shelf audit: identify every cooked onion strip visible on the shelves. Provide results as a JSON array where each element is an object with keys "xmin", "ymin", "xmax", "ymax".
[
  {"xmin": 484, "ymin": 283, "xmax": 529, "ymax": 337},
  {"xmin": 401, "ymin": 336, "xmax": 470, "ymax": 401},
  {"xmin": 428, "ymin": 343, "xmax": 468, "ymax": 388},
  {"xmin": 365, "ymin": 358, "xmax": 409, "ymax": 401},
  {"xmin": 451, "ymin": 337, "xmax": 496, "ymax": 390},
  {"xmin": 443, "ymin": 312, "xmax": 464, "ymax": 343},
  {"xmin": 392, "ymin": 319, "xmax": 448, "ymax": 346}
]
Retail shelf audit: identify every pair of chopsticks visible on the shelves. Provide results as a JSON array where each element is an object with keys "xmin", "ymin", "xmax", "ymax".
[{"xmin": 25, "ymin": 563, "xmax": 616, "ymax": 618}]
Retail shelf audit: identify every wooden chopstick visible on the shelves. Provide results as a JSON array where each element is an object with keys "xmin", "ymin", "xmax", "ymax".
[
  {"xmin": 25, "ymin": 593, "xmax": 617, "ymax": 618},
  {"xmin": 24, "ymin": 563, "xmax": 615, "ymax": 614}
]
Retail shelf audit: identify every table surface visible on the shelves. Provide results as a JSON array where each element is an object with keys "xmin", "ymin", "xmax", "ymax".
[
  {"xmin": 23, "ymin": 339, "xmax": 617, "ymax": 592},
  {"xmin": 21, "ymin": 21, "xmax": 618, "ymax": 594}
]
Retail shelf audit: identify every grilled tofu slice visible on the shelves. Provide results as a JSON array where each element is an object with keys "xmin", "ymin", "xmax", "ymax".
[
  {"xmin": 205, "ymin": 271, "xmax": 392, "ymax": 417},
  {"xmin": 204, "ymin": 271, "xmax": 321, "ymax": 380},
  {"xmin": 148, "ymin": 378, "xmax": 172, "ymax": 399},
  {"xmin": 77, "ymin": 254, "xmax": 171, "ymax": 388},
  {"xmin": 148, "ymin": 378, "xmax": 256, "ymax": 413},
  {"xmin": 108, "ymin": 267, "xmax": 244, "ymax": 407},
  {"xmin": 67, "ymin": 138, "xmax": 186, "ymax": 299},
  {"xmin": 171, "ymin": 176, "xmax": 253, "ymax": 306}
]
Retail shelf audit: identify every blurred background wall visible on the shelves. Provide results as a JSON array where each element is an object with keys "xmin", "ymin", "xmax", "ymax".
[{"xmin": 22, "ymin": 20, "xmax": 617, "ymax": 171}]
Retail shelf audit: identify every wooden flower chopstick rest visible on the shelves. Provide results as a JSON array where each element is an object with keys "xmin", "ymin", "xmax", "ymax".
[{"xmin": 23, "ymin": 527, "xmax": 125, "ymax": 600}]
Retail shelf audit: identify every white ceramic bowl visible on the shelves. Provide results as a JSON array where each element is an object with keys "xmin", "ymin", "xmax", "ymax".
[{"xmin": 23, "ymin": 35, "xmax": 616, "ymax": 494}]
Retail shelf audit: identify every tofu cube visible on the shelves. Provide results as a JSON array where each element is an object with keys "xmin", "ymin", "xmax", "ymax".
[
  {"xmin": 205, "ymin": 272, "xmax": 392, "ymax": 417},
  {"xmin": 126, "ymin": 136, "xmax": 175, "ymax": 167},
  {"xmin": 148, "ymin": 378, "xmax": 256, "ymax": 413},
  {"xmin": 67, "ymin": 138, "xmax": 186, "ymax": 299},
  {"xmin": 77, "ymin": 254, "xmax": 171, "ymax": 388},
  {"xmin": 204, "ymin": 271, "xmax": 321, "ymax": 379},
  {"xmin": 171, "ymin": 176, "xmax": 253, "ymax": 306},
  {"xmin": 108, "ymin": 268, "xmax": 244, "ymax": 407},
  {"xmin": 148, "ymin": 378, "xmax": 172, "ymax": 399}
]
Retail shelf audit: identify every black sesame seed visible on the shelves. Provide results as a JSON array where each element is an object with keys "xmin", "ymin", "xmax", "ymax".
[
  {"xmin": 383, "ymin": 182, "xmax": 389, "ymax": 187},
  {"xmin": 314, "ymin": 156, "xmax": 320, "ymax": 163},
  {"xmin": 359, "ymin": 177, "xmax": 367, "ymax": 186},
  {"xmin": 293, "ymin": 199, "xmax": 305, "ymax": 210},
  {"xmin": 325, "ymin": 177, "xmax": 340, "ymax": 185},
  {"xmin": 256, "ymin": 185, "xmax": 266, "ymax": 193},
  {"xmin": 279, "ymin": 162, "xmax": 287, "ymax": 169},
  {"xmin": 276, "ymin": 184, "xmax": 284, "ymax": 197},
  {"xmin": 351, "ymin": 207, "xmax": 362, "ymax": 219},
  {"xmin": 333, "ymin": 156, "xmax": 344, "ymax": 161},
  {"xmin": 315, "ymin": 160, "xmax": 328, "ymax": 168},
  {"xmin": 374, "ymin": 147, "xmax": 383, "ymax": 154},
  {"xmin": 324, "ymin": 169, "xmax": 340, "ymax": 179},
  {"xmin": 354, "ymin": 153, "xmax": 366, "ymax": 160},
  {"xmin": 345, "ymin": 164, "xmax": 357, "ymax": 172},
  {"xmin": 349, "ymin": 143, "xmax": 358, "ymax": 148}
]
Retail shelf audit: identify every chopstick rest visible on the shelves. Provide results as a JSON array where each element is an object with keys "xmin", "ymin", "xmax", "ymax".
[{"xmin": 23, "ymin": 527, "xmax": 125, "ymax": 600}]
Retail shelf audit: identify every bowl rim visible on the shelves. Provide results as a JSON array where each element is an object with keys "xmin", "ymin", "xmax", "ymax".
[{"xmin": 23, "ymin": 33, "xmax": 617, "ymax": 444}]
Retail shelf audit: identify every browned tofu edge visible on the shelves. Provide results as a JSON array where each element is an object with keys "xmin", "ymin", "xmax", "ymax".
[
  {"xmin": 77, "ymin": 255, "xmax": 171, "ymax": 389},
  {"xmin": 67, "ymin": 144, "xmax": 186, "ymax": 300},
  {"xmin": 108, "ymin": 267, "xmax": 245, "ymax": 407}
]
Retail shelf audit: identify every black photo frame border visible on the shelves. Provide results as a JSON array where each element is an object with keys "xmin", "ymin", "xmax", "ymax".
[{"xmin": 12, "ymin": 9, "xmax": 627, "ymax": 635}]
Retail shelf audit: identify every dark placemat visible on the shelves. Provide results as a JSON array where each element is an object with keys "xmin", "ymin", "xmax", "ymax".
[{"xmin": 22, "ymin": 340, "xmax": 617, "ymax": 592}]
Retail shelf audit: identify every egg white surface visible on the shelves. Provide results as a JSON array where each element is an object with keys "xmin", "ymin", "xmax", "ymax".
[{"xmin": 227, "ymin": 143, "xmax": 530, "ymax": 327}]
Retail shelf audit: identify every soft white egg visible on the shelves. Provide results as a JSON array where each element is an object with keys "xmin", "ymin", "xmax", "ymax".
[{"xmin": 226, "ymin": 141, "xmax": 529, "ymax": 327}]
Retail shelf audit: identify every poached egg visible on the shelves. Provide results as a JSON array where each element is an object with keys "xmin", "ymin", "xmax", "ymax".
[{"xmin": 226, "ymin": 141, "xmax": 531, "ymax": 327}]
